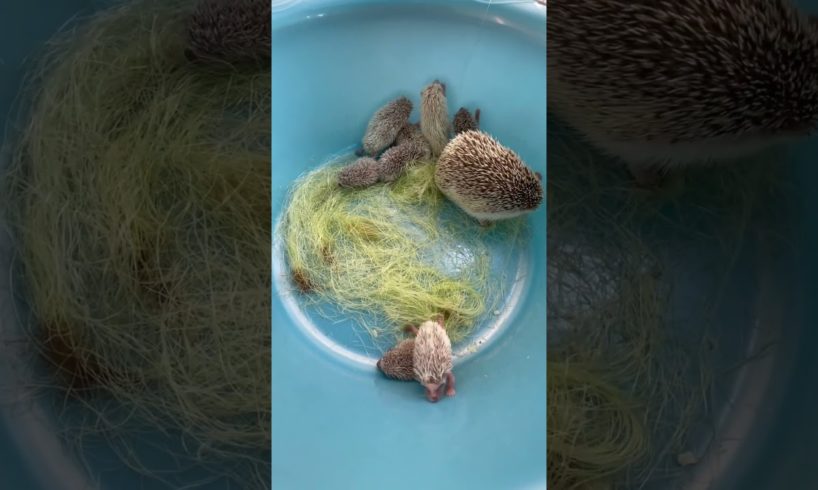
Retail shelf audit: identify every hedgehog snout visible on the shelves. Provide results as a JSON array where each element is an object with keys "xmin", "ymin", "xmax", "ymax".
[
  {"xmin": 423, "ymin": 381, "xmax": 443, "ymax": 402},
  {"xmin": 431, "ymin": 79, "xmax": 446, "ymax": 95}
]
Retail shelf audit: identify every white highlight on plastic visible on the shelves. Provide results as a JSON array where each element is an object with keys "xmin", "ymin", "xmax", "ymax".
[{"xmin": 271, "ymin": 217, "xmax": 531, "ymax": 368}]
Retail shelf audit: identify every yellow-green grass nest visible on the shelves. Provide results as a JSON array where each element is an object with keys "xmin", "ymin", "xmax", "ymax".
[
  {"xmin": 546, "ymin": 121, "xmax": 787, "ymax": 489},
  {"xmin": 2, "ymin": 0, "xmax": 270, "ymax": 487},
  {"xmin": 279, "ymin": 160, "xmax": 527, "ymax": 344}
]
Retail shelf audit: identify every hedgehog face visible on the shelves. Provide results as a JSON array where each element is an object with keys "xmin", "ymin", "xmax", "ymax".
[
  {"xmin": 423, "ymin": 81, "xmax": 445, "ymax": 99},
  {"xmin": 415, "ymin": 370, "xmax": 447, "ymax": 402}
]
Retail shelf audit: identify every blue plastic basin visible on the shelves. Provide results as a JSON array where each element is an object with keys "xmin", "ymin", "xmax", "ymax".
[{"xmin": 271, "ymin": 1, "xmax": 547, "ymax": 489}]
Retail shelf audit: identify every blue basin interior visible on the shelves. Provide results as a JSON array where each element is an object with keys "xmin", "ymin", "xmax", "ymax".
[{"xmin": 271, "ymin": 1, "xmax": 546, "ymax": 489}]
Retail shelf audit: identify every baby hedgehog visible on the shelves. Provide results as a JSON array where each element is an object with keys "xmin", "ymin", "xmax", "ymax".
[
  {"xmin": 376, "ymin": 338, "xmax": 415, "ymax": 381},
  {"xmin": 453, "ymin": 107, "xmax": 480, "ymax": 134},
  {"xmin": 548, "ymin": 0, "xmax": 818, "ymax": 185},
  {"xmin": 395, "ymin": 122, "xmax": 427, "ymax": 147},
  {"xmin": 420, "ymin": 80, "xmax": 451, "ymax": 157},
  {"xmin": 359, "ymin": 97, "xmax": 413, "ymax": 157},
  {"xmin": 409, "ymin": 316, "xmax": 455, "ymax": 402},
  {"xmin": 435, "ymin": 130, "xmax": 543, "ymax": 225},
  {"xmin": 187, "ymin": 0, "xmax": 271, "ymax": 65},
  {"xmin": 338, "ymin": 157, "xmax": 380, "ymax": 188},
  {"xmin": 378, "ymin": 123, "xmax": 432, "ymax": 183}
]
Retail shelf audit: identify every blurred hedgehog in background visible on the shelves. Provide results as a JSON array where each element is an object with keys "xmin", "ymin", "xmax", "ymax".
[
  {"xmin": 187, "ymin": 0, "xmax": 271, "ymax": 65},
  {"xmin": 548, "ymin": 0, "xmax": 818, "ymax": 186}
]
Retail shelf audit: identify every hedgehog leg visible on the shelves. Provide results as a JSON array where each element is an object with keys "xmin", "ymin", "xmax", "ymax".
[
  {"xmin": 445, "ymin": 372, "xmax": 456, "ymax": 397},
  {"xmin": 477, "ymin": 218, "xmax": 494, "ymax": 227}
]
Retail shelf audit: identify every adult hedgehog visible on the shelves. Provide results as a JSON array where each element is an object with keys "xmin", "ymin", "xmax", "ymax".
[{"xmin": 548, "ymin": 0, "xmax": 818, "ymax": 185}]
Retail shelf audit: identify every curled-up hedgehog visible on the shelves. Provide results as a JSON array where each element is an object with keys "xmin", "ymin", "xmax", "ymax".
[
  {"xmin": 420, "ymin": 80, "xmax": 451, "ymax": 157},
  {"xmin": 378, "ymin": 124, "xmax": 432, "ymax": 183},
  {"xmin": 187, "ymin": 0, "xmax": 271, "ymax": 65},
  {"xmin": 377, "ymin": 338, "xmax": 416, "ymax": 381},
  {"xmin": 453, "ymin": 107, "xmax": 480, "ymax": 135},
  {"xmin": 338, "ymin": 157, "xmax": 380, "ymax": 188},
  {"xmin": 548, "ymin": 0, "xmax": 818, "ymax": 186},
  {"xmin": 435, "ymin": 130, "xmax": 543, "ymax": 225},
  {"xmin": 358, "ymin": 97, "xmax": 413, "ymax": 157}
]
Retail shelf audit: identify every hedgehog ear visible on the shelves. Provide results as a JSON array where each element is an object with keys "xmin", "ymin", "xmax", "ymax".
[{"xmin": 535, "ymin": 171, "xmax": 542, "ymax": 181}]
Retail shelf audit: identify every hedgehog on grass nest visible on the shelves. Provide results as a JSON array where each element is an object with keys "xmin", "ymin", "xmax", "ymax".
[
  {"xmin": 435, "ymin": 130, "xmax": 543, "ymax": 226},
  {"xmin": 548, "ymin": 0, "xmax": 818, "ymax": 186},
  {"xmin": 345, "ymin": 109, "xmax": 432, "ymax": 187},
  {"xmin": 378, "ymin": 123, "xmax": 432, "ymax": 183}
]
